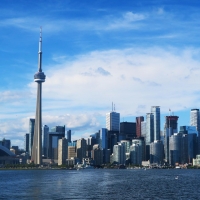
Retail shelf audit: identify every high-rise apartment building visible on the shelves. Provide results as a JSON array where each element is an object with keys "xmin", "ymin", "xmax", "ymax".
[
  {"xmin": 136, "ymin": 116, "xmax": 144, "ymax": 138},
  {"xmin": 151, "ymin": 106, "xmax": 160, "ymax": 141}
]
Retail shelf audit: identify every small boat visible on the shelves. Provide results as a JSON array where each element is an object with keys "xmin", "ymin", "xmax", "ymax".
[{"xmin": 175, "ymin": 176, "xmax": 178, "ymax": 179}]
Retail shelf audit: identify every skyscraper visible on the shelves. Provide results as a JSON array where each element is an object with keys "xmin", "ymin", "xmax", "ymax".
[
  {"xmin": 136, "ymin": 116, "xmax": 144, "ymax": 138},
  {"xmin": 164, "ymin": 116, "xmax": 179, "ymax": 163},
  {"xmin": 24, "ymin": 133, "xmax": 29, "ymax": 153},
  {"xmin": 31, "ymin": 29, "xmax": 46, "ymax": 164},
  {"xmin": 58, "ymin": 137, "xmax": 68, "ymax": 166},
  {"xmin": 190, "ymin": 109, "xmax": 200, "ymax": 154},
  {"xmin": 67, "ymin": 130, "xmax": 71, "ymax": 143},
  {"xmin": 43, "ymin": 125, "xmax": 49, "ymax": 158},
  {"xmin": 106, "ymin": 111, "xmax": 120, "ymax": 131},
  {"xmin": 29, "ymin": 118, "xmax": 35, "ymax": 156},
  {"xmin": 151, "ymin": 106, "xmax": 160, "ymax": 141}
]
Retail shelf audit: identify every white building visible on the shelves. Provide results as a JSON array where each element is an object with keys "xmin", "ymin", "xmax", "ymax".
[{"xmin": 106, "ymin": 111, "xmax": 120, "ymax": 131}]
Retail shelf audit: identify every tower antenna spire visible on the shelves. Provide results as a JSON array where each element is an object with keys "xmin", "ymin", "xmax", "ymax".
[{"xmin": 38, "ymin": 26, "xmax": 42, "ymax": 72}]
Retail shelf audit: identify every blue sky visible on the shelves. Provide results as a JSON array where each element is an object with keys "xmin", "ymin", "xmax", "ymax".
[{"xmin": 1, "ymin": 0, "xmax": 200, "ymax": 148}]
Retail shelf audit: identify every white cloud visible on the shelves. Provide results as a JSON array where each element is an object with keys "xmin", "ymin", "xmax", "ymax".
[
  {"xmin": 31, "ymin": 46, "xmax": 200, "ymax": 117},
  {"xmin": 123, "ymin": 12, "xmax": 146, "ymax": 22},
  {"xmin": 2, "ymin": 46, "xmax": 200, "ymax": 148}
]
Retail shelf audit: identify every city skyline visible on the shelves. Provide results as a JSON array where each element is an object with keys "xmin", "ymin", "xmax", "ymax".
[{"xmin": 1, "ymin": 1, "xmax": 200, "ymax": 147}]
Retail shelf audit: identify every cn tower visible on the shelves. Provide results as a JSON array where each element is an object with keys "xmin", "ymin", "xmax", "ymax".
[{"xmin": 31, "ymin": 29, "xmax": 46, "ymax": 164}]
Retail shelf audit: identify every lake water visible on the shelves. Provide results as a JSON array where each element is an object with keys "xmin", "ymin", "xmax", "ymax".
[{"xmin": 0, "ymin": 169, "xmax": 199, "ymax": 199}]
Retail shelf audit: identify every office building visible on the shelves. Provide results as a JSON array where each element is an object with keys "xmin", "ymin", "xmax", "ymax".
[
  {"xmin": 58, "ymin": 138, "xmax": 68, "ymax": 166},
  {"xmin": 136, "ymin": 116, "xmax": 144, "ymax": 138},
  {"xmin": 190, "ymin": 109, "xmax": 200, "ymax": 154},
  {"xmin": 120, "ymin": 122, "xmax": 136, "ymax": 141},
  {"xmin": 106, "ymin": 111, "xmax": 120, "ymax": 131},
  {"xmin": 141, "ymin": 121, "xmax": 146, "ymax": 138},
  {"xmin": 67, "ymin": 130, "xmax": 71, "ymax": 143},
  {"xmin": 169, "ymin": 133, "xmax": 182, "ymax": 165},
  {"xmin": 31, "ymin": 30, "xmax": 46, "ymax": 165},
  {"xmin": 77, "ymin": 138, "xmax": 87, "ymax": 161},
  {"xmin": 68, "ymin": 146, "xmax": 76, "ymax": 159},
  {"xmin": 43, "ymin": 125, "xmax": 49, "ymax": 158},
  {"xmin": 150, "ymin": 140, "xmax": 163, "ymax": 164},
  {"xmin": 0, "ymin": 139, "xmax": 11, "ymax": 150},
  {"xmin": 47, "ymin": 130, "xmax": 65, "ymax": 159},
  {"xmin": 145, "ymin": 113, "xmax": 154, "ymax": 160},
  {"xmin": 112, "ymin": 142, "xmax": 125, "ymax": 165},
  {"xmin": 29, "ymin": 118, "xmax": 35, "ymax": 156},
  {"xmin": 130, "ymin": 142, "xmax": 142, "ymax": 165},
  {"xmin": 151, "ymin": 106, "xmax": 160, "ymax": 141},
  {"xmin": 92, "ymin": 144, "xmax": 103, "ymax": 166},
  {"xmin": 164, "ymin": 116, "xmax": 179, "ymax": 163},
  {"xmin": 24, "ymin": 133, "xmax": 29, "ymax": 153}
]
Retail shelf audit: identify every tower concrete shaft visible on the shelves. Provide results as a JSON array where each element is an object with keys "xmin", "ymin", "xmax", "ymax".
[{"xmin": 31, "ymin": 29, "xmax": 46, "ymax": 164}]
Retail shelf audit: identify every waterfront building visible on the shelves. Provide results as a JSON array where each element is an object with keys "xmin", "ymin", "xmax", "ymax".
[
  {"xmin": 193, "ymin": 155, "xmax": 200, "ymax": 166},
  {"xmin": 150, "ymin": 140, "xmax": 163, "ymax": 164},
  {"xmin": 112, "ymin": 142, "xmax": 125, "ymax": 165},
  {"xmin": 67, "ymin": 130, "xmax": 71, "ymax": 143},
  {"xmin": 190, "ymin": 109, "xmax": 200, "ymax": 154},
  {"xmin": 92, "ymin": 144, "xmax": 103, "ymax": 165},
  {"xmin": 24, "ymin": 133, "xmax": 29, "ymax": 153},
  {"xmin": 58, "ymin": 138, "xmax": 68, "ymax": 166},
  {"xmin": 146, "ymin": 113, "xmax": 154, "ymax": 160},
  {"xmin": 136, "ymin": 116, "xmax": 144, "ymax": 138},
  {"xmin": 0, "ymin": 139, "xmax": 11, "ymax": 150},
  {"xmin": 179, "ymin": 126, "xmax": 198, "ymax": 163},
  {"xmin": 169, "ymin": 133, "xmax": 182, "ymax": 165},
  {"xmin": 29, "ymin": 118, "xmax": 35, "ymax": 156},
  {"xmin": 151, "ymin": 106, "xmax": 160, "ymax": 141},
  {"xmin": 164, "ymin": 116, "xmax": 179, "ymax": 163},
  {"xmin": 77, "ymin": 138, "xmax": 87, "ymax": 162},
  {"xmin": 31, "ymin": 30, "xmax": 46, "ymax": 165},
  {"xmin": 130, "ymin": 142, "xmax": 142, "ymax": 166},
  {"xmin": 132, "ymin": 138, "xmax": 145, "ymax": 161},
  {"xmin": 43, "ymin": 125, "xmax": 49, "ymax": 158}
]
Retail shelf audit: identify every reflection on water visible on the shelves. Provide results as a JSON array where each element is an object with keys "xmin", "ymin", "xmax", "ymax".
[{"xmin": 0, "ymin": 169, "xmax": 200, "ymax": 199}]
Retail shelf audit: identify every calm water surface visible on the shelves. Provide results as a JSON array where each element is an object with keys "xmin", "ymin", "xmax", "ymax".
[{"xmin": 0, "ymin": 169, "xmax": 199, "ymax": 199}]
